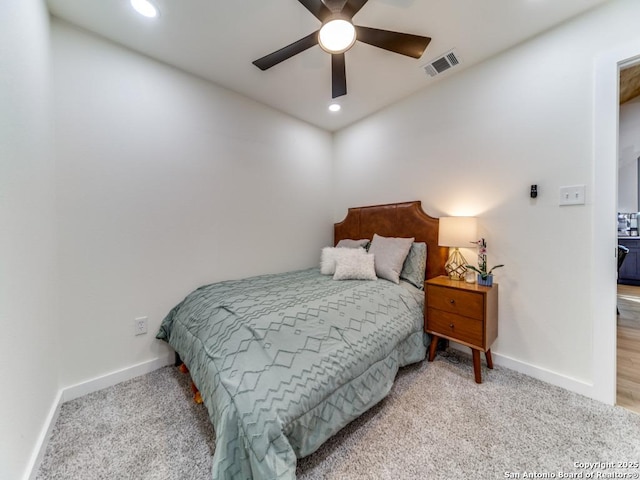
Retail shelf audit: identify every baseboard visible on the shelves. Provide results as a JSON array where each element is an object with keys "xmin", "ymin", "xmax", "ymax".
[
  {"xmin": 491, "ymin": 352, "xmax": 595, "ymax": 399},
  {"xmin": 25, "ymin": 389, "xmax": 63, "ymax": 480},
  {"xmin": 448, "ymin": 343, "xmax": 596, "ymax": 400},
  {"xmin": 26, "ymin": 353, "xmax": 174, "ymax": 480},
  {"xmin": 62, "ymin": 353, "xmax": 175, "ymax": 402}
]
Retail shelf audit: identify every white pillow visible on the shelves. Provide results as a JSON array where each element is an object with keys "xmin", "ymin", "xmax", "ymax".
[
  {"xmin": 368, "ymin": 234, "xmax": 414, "ymax": 284},
  {"xmin": 333, "ymin": 253, "xmax": 377, "ymax": 281},
  {"xmin": 320, "ymin": 247, "xmax": 366, "ymax": 275}
]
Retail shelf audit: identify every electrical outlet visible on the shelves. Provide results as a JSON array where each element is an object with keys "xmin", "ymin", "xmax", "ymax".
[
  {"xmin": 134, "ymin": 316, "xmax": 148, "ymax": 336},
  {"xmin": 559, "ymin": 185, "xmax": 586, "ymax": 206}
]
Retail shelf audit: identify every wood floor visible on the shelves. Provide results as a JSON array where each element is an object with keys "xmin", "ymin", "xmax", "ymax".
[{"xmin": 617, "ymin": 284, "xmax": 640, "ymax": 414}]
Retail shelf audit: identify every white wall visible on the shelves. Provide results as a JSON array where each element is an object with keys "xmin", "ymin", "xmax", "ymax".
[
  {"xmin": 0, "ymin": 1, "xmax": 59, "ymax": 479},
  {"xmin": 8, "ymin": 1, "xmax": 640, "ymax": 477},
  {"xmin": 618, "ymin": 96, "xmax": 640, "ymax": 213},
  {"xmin": 334, "ymin": 0, "xmax": 640, "ymax": 399},
  {"xmin": 51, "ymin": 21, "xmax": 333, "ymax": 389}
]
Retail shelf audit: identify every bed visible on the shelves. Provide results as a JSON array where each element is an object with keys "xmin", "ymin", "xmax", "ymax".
[{"xmin": 156, "ymin": 201, "xmax": 447, "ymax": 479}]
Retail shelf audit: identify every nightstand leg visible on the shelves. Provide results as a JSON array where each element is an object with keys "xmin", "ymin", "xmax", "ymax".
[
  {"xmin": 428, "ymin": 335, "xmax": 439, "ymax": 362},
  {"xmin": 485, "ymin": 349, "xmax": 494, "ymax": 369},
  {"xmin": 472, "ymin": 349, "xmax": 482, "ymax": 383}
]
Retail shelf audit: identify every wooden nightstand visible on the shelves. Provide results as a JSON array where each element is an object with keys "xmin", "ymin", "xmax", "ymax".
[{"xmin": 424, "ymin": 275, "xmax": 498, "ymax": 383}]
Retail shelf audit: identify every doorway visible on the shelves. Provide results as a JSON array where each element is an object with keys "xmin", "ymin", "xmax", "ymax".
[
  {"xmin": 617, "ymin": 63, "xmax": 640, "ymax": 414},
  {"xmin": 593, "ymin": 43, "xmax": 640, "ymax": 406}
]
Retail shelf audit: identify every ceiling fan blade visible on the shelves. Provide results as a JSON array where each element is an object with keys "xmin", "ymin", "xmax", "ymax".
[
  {"xmin": 252, "ymin": 32, "xmax": 319, "ymax": 71},
  {"xmin": 298, "ymin": 0, "xmax": 332, "ymax": 22},
  {"xmin": 355, "ymin": 26, "xmax": 431, "ymax": 59},
  {"xmin": 331, "ymin": 53, "xmax": 347, "ymax": 98},
  {"xmin": 341, "ymin": 0, "xmax": 369, "ymax": 19}
]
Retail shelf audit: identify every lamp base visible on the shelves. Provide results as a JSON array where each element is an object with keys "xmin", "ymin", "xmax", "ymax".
[{"xmin": 444, "ymin": 248, "xmax": 468, "ymax": 281}]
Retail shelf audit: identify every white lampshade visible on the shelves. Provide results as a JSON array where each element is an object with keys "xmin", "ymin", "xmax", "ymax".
[{"xmin": 438, "ymin": 217, "xmax": 478, "ymax": 247}]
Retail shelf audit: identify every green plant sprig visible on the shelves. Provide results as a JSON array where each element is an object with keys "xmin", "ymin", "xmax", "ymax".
[{"xmin": 465, "ymin": 264, "xmax": 504, "ymax": 279}]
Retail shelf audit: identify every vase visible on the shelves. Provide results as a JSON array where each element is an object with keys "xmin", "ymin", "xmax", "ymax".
[{"xmin": 477, "ymin": 274, "xmax": 493, "ymax": 286}]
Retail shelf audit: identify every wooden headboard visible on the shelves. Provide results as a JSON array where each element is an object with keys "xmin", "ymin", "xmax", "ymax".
[{"xmin": 334, "ymin": 201, "xmax": 448, "ymax": 281}]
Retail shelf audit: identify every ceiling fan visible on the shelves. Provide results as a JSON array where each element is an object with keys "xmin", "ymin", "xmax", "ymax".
[{"xmin": 252, "ymin": 0, "xmax": 432, "ymax": 99}]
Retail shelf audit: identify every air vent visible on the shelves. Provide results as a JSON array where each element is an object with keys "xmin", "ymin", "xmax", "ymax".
[{"xmin": 422, "ymin": 49, "xmax": 461, "ymax": 77}]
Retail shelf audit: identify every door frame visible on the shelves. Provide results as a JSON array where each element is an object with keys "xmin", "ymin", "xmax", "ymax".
[{"xmin": 593, "ymin": 41, "xmax": 640, "ymax": 404}]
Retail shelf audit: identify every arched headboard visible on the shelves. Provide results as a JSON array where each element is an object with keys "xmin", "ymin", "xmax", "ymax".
[{"xmin": 334, "ymin": 201, "xmax": 448, "ymax": 281}]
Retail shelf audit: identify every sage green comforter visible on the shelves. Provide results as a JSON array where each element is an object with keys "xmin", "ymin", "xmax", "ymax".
[{"xmin": 157, "ymin": 268, "xmax": 426, "ymax": 479}]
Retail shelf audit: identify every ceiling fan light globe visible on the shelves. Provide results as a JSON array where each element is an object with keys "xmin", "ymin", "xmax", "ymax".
[
  {"xmin": 318, "ymin": 19, "xmax": 356, "ymax": 54},
  {"xmin": 130, "ymin": 0, "xmax": 158, "ymax": 18}
]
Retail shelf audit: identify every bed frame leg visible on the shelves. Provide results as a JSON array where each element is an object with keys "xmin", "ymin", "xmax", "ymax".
[{"xmin": 175, "ymin": 356, "xmax": 203, "ymax": 404}]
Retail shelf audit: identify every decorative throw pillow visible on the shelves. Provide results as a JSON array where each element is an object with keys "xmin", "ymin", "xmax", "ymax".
[
  {"xmin": 320, "ymin": 246, "xmax": 366, "ymax": 275},
  {"xmin": 333, "ymin": 253, "xmax": 377, "ymax": 281},
  {"xmin": 400, "ymin": 242, "xmax": 427, "ymax": 289},
  {"xmin": 320, "ymin": 247, "xmax": 339, "ymax": 275},
  {"xmin": 368, "ymin": 234, "xmax": 414, "ymax": 284},
  {"xmin": 336, "ymin": 238, "xmax": 370, "ymax": 250}
]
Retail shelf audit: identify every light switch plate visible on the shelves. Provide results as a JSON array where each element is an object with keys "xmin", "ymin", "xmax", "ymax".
[{"xmin": 559, "ymin": 185, "xmax": 585, "ymax": 206}]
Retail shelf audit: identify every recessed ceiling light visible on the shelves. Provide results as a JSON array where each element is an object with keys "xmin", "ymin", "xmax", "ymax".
[
  {"xmin": 328, "ymin": 103, "xmax": 341, "ymax": 112},
  {"xmin": 131, "ymin": 0, "xmax": 158, "ymax": 18}
]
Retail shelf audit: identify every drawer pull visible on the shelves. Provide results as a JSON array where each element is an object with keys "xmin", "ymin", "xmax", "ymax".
[
  {"xmin": 449, "ymin": 323, "xmax": 454, "ymax": 329},
  {"xmin": 449, "ymin": 299, "xmax": 455, "ymax": 304}
]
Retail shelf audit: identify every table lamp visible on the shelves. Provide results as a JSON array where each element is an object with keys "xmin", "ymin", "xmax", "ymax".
[{"xmin": 438, "ymin": 216, "xmax": 478, "ymax": 280}]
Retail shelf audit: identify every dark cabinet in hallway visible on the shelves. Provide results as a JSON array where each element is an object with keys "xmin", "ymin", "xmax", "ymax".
[{"xmin": 619, "ymin": 238, "xmax": 640, "ymax": 285}]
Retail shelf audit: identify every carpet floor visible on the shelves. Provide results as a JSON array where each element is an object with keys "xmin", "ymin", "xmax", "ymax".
[{"xmin": 36, "ymin": 351, "xmax": 640, "ymax": 479}]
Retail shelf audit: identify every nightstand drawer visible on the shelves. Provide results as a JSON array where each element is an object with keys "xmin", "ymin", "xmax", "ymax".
[
  {"xmin": 426, "ymin": 286, "xmax": 484, "ymax": 320},
  {"xmin": 427, "ymin": 309, "xmax": 483, "ymax": 347}
]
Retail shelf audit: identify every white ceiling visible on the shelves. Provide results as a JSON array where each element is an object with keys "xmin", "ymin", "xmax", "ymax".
[{"xmin": 46, "ymin": 0, "xmax": 610, "ymax": 132}]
